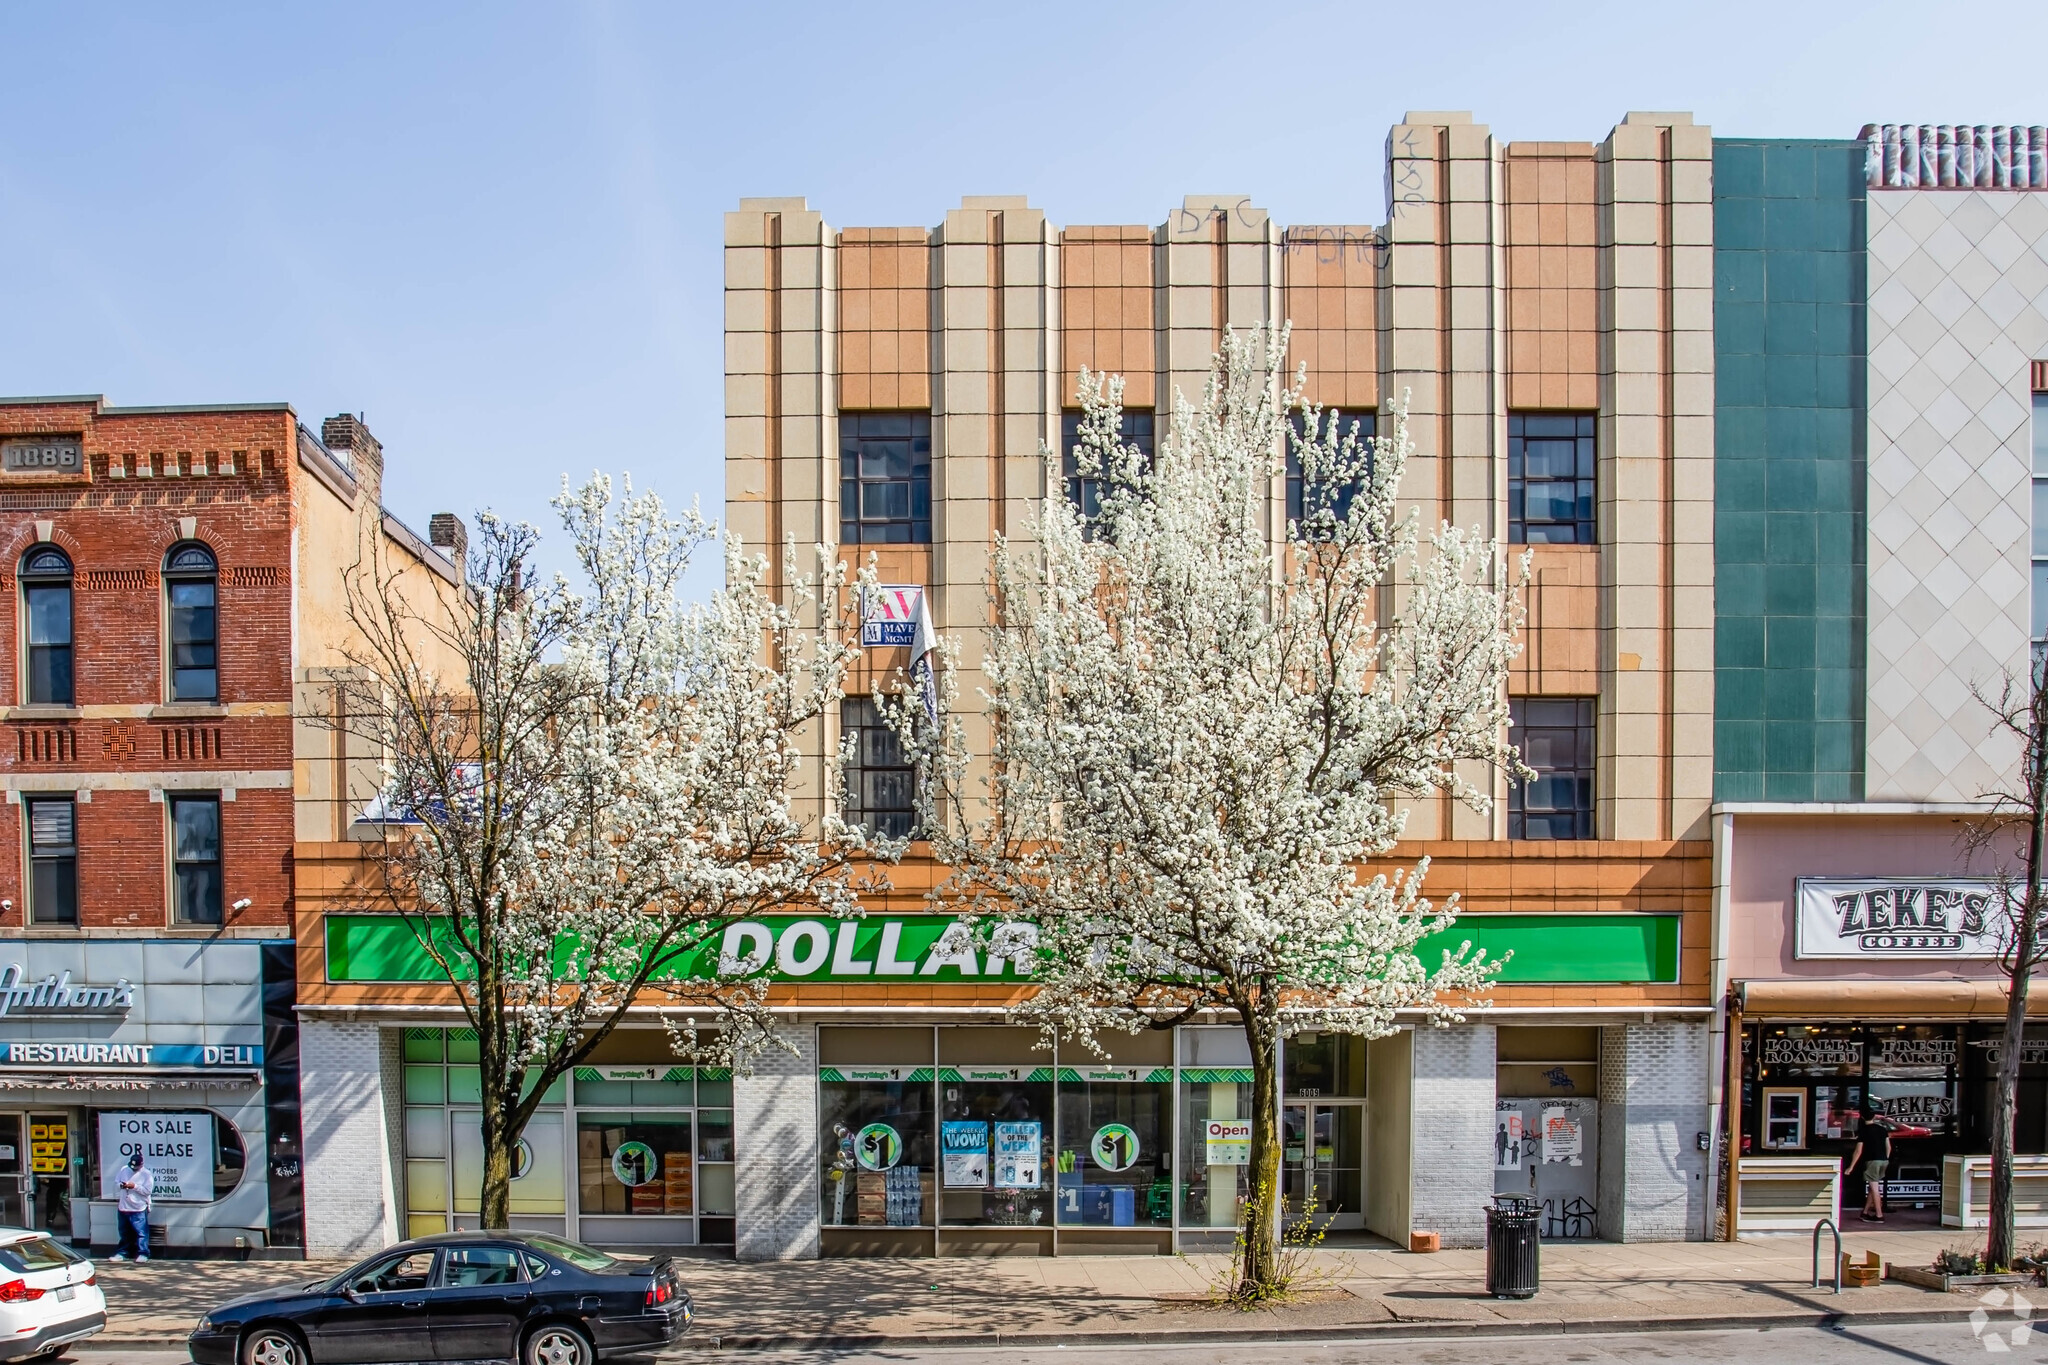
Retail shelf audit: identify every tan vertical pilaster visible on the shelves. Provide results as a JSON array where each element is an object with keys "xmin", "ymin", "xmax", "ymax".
[
  {"xmin": 1598, "ymin": 113, "xmax": 1714, "ymax": 841},
  {"xmin": 1384, "ymin": 113, "xmax": 1470, "ymax": 840}
]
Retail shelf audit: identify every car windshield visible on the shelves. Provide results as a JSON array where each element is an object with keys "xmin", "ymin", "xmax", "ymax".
[
  {"xmin": 520, "ymin": 1234, "xmax": 621, "ymax": 1273},
  {"xmin": 0, "ymin": 1236, "xmax": 80, "ymax": 1273}
]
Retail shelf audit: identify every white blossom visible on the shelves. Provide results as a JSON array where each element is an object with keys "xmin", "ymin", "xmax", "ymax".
[
  {"xmin": 336, "ymin": 475, "xmax": 886, "ymax": 1225},
  {"xmin": 902, "ymin": 327, "xmax": 1526, "ymax": 1296}
]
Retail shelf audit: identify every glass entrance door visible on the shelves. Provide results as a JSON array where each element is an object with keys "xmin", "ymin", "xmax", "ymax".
[
  {"xmin": 1281, "ymin": 1103, "xmax": 1364, "ymax": 1230},
  {"xmin": 0, "ymin": 1116, "xmax": 25, "ymax": 1227}
]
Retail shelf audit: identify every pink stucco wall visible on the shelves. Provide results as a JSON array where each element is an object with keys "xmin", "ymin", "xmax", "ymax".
[{"xmin": 1726, "ymin": 813, "xmax": 2020, "ymax": 981}]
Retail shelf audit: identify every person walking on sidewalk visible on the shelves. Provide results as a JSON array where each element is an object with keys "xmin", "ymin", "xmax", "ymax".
[
  {"xmin": 1846, "ymin": 1113, "xmax": 1896, "ymax": 1222},
  {"xmin": 112, "ymin": 1151, "xmax": 153, "ymax": 1261}
]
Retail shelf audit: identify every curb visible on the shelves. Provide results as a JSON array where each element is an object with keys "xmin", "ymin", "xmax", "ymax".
[
  {"xmin": 693, "ymin": 1302, "xmax": 1990, "ymax": 1352},
  {"xmin": 77, "ymin": 1302, "xmax": 1990, "ymax": 1354}
]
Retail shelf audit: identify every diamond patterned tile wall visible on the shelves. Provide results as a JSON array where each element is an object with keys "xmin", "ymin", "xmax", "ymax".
[{"xmin": 1865, "ymin": 189, "xmax": 2048, "ymax": 800}]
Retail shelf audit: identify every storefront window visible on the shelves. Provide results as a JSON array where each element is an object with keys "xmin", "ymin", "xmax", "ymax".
[
  {"xmin": 1753, "ymin": 1025, "xmax": 1864, "ymax": 1151},
  {"xmin": 406, "ymin": 1026, "xmax": 570, "ymax": 1226},
  {"xmin": 577, "ymin": 1113, "xmax": 693, "ymax": 1215},
  {"xmin": 1180, "ymin": 1072, "xmax": 1254, "ymax": 1229},
  {"xmin": 1869, "ymin": 1024, "xmax": 1959, "ymax": 1138},
  {"xmin": 1747, "ymin": 1024, "xmax": 1963, "ymax": 1159},
  {"xmin": 1056, "ymin": 1067, "xmax": 1173, "ymax": 1227},
  {"xmin": 698, "ymin": 1102, "xmax": 735, "ymax": 1225},
  {"xmin": 86, "ymin": 1108, "xmax": 244, "ymax": 1207},
  {"xmin": 1969, "ymin": 1027, "xmax": 2048, "ymax": 1154},
  {"xmin": 1283, "ymin": 1032, "xmax": 1366, "ymax": 1097},
  {"xmin": 937, "ymin": 1068, "xmax": 1055, "ymax": 1227},
  {"xmin": 819, "ymin": 1069, "xmax": 935, "ymax": 1227},
  {"xmin": 573, "ymin": 1069, "xmax": 694, "ymax": 1108}
]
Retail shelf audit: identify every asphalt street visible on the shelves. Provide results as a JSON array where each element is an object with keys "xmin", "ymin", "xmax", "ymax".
[{"xmin": 59, "ymin": 1318, "xmax": 2048, "ymax": 1365}]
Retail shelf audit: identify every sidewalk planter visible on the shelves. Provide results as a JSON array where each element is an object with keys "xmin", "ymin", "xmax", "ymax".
[
  {"xmin": 1734, "ymin": 1156, "xmax": 1841, "ymax": 1234},
  {"xmin": 1940, "ymin": 1155, "xmax": 2048, "ymax": 1229},
  {"xmin": 1887, "ymin": 1263, "xmax": 2041, "ymax": 1292}
]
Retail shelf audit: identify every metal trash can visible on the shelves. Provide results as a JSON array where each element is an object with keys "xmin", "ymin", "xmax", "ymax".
[{"xmin": 1485, "ymin": 1194, "xmax": 1540, "ymax": 1299}]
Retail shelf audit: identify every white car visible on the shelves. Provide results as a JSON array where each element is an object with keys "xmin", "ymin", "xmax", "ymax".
[{"xmin": 0, "ymin": 1230, "xmax": 102, "ymax": 1362}]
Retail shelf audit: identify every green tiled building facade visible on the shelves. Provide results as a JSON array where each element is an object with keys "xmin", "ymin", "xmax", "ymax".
[{"xmin": 1711, "ymin": 138, "xmax": 1868, "ymax": 801}]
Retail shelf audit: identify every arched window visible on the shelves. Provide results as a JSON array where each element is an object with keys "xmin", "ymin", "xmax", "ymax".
[
  {"xmin": 18, "ymin": 545, "xmax": 73, "ymax": 706},
  {"xmin": 163, "ymin": 542, "xmax": 218, "ymax": 702}
]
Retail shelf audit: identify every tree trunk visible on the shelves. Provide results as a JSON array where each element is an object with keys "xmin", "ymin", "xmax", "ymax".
[
  {"xmin": 1235, "ymin": 1020, "xmax": 1282, "ymax": 1300},
  {"xmin": 479, "ymin": 1090, "xmax": 514, "ymax": 1231},
  {"xmin": 1989, "ymin": 702, "xmax": 2048, "ymax": 1270}
]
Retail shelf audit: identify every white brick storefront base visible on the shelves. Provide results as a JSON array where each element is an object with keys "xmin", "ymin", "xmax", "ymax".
[
  {"xmin": 1409, "ymin": 1023, "xmax": 1497, "ymax": 1248},
  {"xmin": 734, "ymin": 1025, "xmax": 820, "ymax": 1260},
  {"xmin": 301, "ymin": 1019, "xmax": 400, "ymax": 1258},
  {"xmin": 1598, "ymin": 1021, "xmax": 1710, "ymax": 1241}
]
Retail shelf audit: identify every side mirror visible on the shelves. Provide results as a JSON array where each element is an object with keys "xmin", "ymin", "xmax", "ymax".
[{"xmin": 343, "ymin": 1286, "xmax": 364, "ymax": 1304}]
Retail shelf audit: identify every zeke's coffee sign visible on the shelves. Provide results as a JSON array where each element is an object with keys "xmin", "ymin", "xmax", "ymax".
[{"xmin": 1795, "ymin": 878, "xmax": 2002, "ymax": 959}]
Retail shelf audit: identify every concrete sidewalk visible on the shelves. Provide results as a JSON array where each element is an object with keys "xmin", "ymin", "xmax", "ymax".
[{"xmin": 87, "ymin": 1229, "xmax": 2005, "ymax": 1352}]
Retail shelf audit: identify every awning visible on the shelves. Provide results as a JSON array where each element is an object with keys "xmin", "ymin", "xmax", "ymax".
[
  {"xmin": 1734, "ymin": 979, "xmax": 2039, "ymax": 1019},
  {"xmin": 0, "ymin": 1070, "xmax": 260, "ymax": 1092}
]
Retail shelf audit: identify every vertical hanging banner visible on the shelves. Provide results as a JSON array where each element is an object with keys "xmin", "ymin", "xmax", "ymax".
[
  {"xmin": 861, "ymin": 586, "xmax": 925, "ymax": 647},
  {"xmin": 858, "ymin": 585, "xmax": 939, "ymax": 724}
]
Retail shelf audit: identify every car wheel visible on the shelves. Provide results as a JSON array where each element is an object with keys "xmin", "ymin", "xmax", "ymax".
[
  {"xmin": 240, "ymin": 1325, "xmax": 306, "ymax": 1365},
  {"xmin": 524, "ymin": 1322, "xmax": 593, "ymax": 1365}
]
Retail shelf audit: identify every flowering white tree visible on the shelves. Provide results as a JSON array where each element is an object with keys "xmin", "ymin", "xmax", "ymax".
[
  {"xmin": 336, "ymin": 476, "xmax": 883, "ymax": 1228},
  {"xmin": 910, "ymin": 328, "xmax": 1525, "ymax": 1300}
]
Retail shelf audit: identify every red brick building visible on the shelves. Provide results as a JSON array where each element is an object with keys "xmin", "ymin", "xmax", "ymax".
[{"xmin": 0, "ymin": 395, "xmax": 461, "ymax": 1255}]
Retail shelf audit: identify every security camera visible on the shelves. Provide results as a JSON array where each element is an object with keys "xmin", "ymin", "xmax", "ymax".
[
  {"xmin": 1, "ymin": 900, "xmax": 11, "ymax": 912},
  {"xmin": 231, "ymin": 898, "xmax": 253, "ymax": 912}
]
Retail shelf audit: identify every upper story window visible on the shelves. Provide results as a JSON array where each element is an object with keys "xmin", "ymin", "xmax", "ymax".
[
  {"xmin": 841, "ymin": 696, "xmax": 916, "ymax": 839},
  {"xmin": 839, "ymin": 413, "xmax": 931, "ymax": 545},
  {"xmin": 18, "ymin": 545, "xmax": 73, "ymax": 706},
  {"xmin": 1508, "ymin": 413, "xmax": 1596, "ymax": 545},
  {"xmin": 164, "ymin": 542, "xmax": 218, "ymax": 702},
  {"xmin": 1287, "ymin": 409, "xmax": 1377, "ymax": 536},
  {"xmin": 1062, "ymin": 409, "xmax": 1155, "ymax": 537},
  {"xmin": 1509, "ymin": 697, "xmax": 1594, "ymax": 840},
  {"xmin": 24, "ymin": 794, "xmax": 77, "ymax": 926},
  {"xmin": 169, "ymin": 793, "xmax": 223, "ymax": 925}
]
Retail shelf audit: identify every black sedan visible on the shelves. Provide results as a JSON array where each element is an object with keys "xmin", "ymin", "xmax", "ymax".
[{"xmin": 187, "ymin": 1230, "xmax": 693, "ymax": 1365}]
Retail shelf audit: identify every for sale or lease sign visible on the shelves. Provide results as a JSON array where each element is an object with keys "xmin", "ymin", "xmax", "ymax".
[{"xmin": 97, "ymin": 1112, "xmax": 215, "ymax": 1203}]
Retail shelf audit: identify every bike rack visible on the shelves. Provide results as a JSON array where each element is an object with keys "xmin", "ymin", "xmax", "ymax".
[{"xmin": 1812, "ymin": 1216, "xmax": 1841, "ymax": 1294}]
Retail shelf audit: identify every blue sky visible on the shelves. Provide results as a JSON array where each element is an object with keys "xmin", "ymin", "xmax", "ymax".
[{"xmin": 3, "ymin": 1, "xmax": 2045, "ymax": 590}]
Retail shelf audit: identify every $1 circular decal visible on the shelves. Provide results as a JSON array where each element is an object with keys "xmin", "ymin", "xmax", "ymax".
[
  {"xmin": 1090, "ymin": 1123, "xmax": 1139, "ymax": 1172},
  {"xmin": 855, "ymin": 1122, "xmax": 903, "ymax": 1170},
  {"xmin": 611, "ymin": 1140, "xmax": 658, "ymax": 1187}
]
